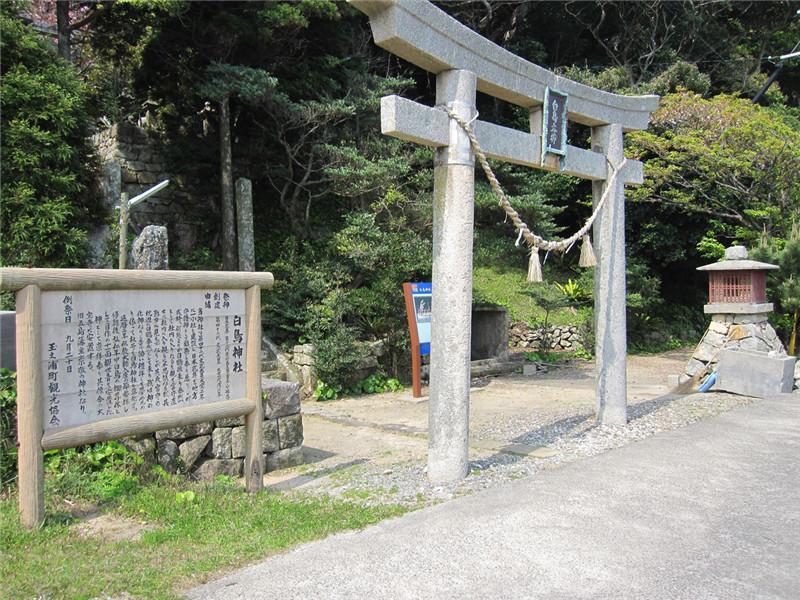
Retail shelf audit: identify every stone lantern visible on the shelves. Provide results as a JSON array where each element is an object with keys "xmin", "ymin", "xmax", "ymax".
[
  {"xmin": 681, "ymin": 245, "xmax": 787, "ymax": 387},
  {"xmin": 697, "ymin": 245, "xmax": 778, "ymax": 318}
]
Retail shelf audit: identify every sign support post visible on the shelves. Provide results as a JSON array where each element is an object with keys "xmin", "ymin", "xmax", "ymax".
[
  {"xmin": 16, "ymin": 284, "xmax": 44, "ymax": 529},
  {"xmin": 244, "ymin": 285, "xmax": 264, "ymax": 492},
  {"xmin": 402, "ymin": 283, "xmax": 423, "ymax": 398}
]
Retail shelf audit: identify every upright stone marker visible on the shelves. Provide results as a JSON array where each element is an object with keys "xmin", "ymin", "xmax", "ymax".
[
  {"xmin": 236, "ymin": 177, "xmax": 255, "ymax": 272},
  {"xmin": 131, "ymin": 225, "xmax": 169, "ymax": 270},
  {"xmin": 351, "ymin": 0, "xmax": 658, "ymax": 482}
]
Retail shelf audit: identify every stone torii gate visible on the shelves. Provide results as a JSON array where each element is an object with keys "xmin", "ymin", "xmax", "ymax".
[{"xmin": 351, "ymin": 0, "xmax": 659, "ymax": 483}]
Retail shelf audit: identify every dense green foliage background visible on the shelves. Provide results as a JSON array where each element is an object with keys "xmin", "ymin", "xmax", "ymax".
[
  {"xmin": 0, "ymin": 5, "xmax": 102, "ymax": 268},
  {"xmin": 1, "ymin": 0, "xmax": 798, "ymax": 385}
]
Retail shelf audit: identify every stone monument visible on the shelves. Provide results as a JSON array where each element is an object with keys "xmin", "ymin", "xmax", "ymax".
[{"xmin": 131, "ymin": 225, "xmax": 169, "ymax": 270}]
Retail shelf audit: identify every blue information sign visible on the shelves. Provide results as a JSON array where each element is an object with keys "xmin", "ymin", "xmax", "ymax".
[{"xmin": 408, "ymin": 282, "xmax": 431, "ymax": 356}]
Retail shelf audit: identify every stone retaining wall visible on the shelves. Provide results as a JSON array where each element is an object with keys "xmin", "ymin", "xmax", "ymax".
[
  {"xmin": 290, "ymin": 340, "xmax": 387, "ymax": 396},
  {"xmin": 509, "ymin": 322, "xmax": 583, "ymax": 351},
  {"xmin": 91, "ymin": 123, "xmax": 210, "ymax": 261},
  {"xmin": 122, "ymin": 379, "xmax": 304, "ymax": 479}
]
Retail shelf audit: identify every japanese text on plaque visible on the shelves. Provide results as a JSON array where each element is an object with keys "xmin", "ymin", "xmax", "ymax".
[{"xmin": 40, "ymin": 289, "xmax": 247, "ymax": 430}]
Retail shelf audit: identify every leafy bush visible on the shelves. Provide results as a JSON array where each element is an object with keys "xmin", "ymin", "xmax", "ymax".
[
  {"xmin": 348, "ymin": 373, "xmax": 403, "ymax": 395},
  {"xmin": 313, "ymin": 380, "xmax": 342, "ymax": 402},
  {"xmin": 555, "ymin": 278, "xmax": 591, "ymax": 303},
  {"xmin": 751, "ymin": 227, "xmax": 800, "ymax": 353},
  {"xmin": 0, "ymin": 369, "xmax": 17, "ymax": 491},
  {"xmin": 263, "ymin": 202, "xmax": 431, "ymax": 387},
  {"xmin": 314, "ymin": 372, "xmax": 403, "ymax": 401},
  {"xmin": 310, "ymin": 321, "xmax": 370, "ymax": 391},
  {"xmin": 44, "ymin": 441, "xmax": 143, "ymax": 503}
]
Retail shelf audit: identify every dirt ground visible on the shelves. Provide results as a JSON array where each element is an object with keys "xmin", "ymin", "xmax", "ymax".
[{"xmin": 264, "ymin": 349, "xmax": 693, "ymax": 491}]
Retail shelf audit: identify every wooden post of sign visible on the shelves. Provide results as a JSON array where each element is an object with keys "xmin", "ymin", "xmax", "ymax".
[
  {"xmin": 17, "ymin": 285, "xmax": 44, "ymax": 528},
  {"xmin": 402, "ymin": 283, "xmax": 422, "ymax": 398},
  {"xmin": 243, "ymin": 285, "xmax": 264, "ymax": 492}
]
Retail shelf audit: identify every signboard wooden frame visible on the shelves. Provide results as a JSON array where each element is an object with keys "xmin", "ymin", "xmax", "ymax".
[
  {"xmin": 0, "ymin": 268, "xmax": 274, "ymax": 528},
  {"xmin": 402, "ymin": 282, "xmax": 431, "ymax": 398}
]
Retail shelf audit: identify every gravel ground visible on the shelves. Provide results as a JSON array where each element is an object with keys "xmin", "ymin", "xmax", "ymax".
[{"xmin": 294, "ymin": 391, "xmax": 755, "ymax": 507}]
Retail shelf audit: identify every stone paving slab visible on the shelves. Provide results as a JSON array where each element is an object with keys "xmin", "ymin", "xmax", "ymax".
[{"xmin": 188, "ymin": 394, "xmax": 800, "ymax": 599}]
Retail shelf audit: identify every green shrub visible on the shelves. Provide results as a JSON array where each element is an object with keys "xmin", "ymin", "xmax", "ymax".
[
  {"xmin": 0, "ymin": 369, "xmax": 17, "ymax": 491},
  {"xmin": 310, "ymin": 322, "xmax": 370, "ymax": 391},
  {"xmin": 348, "ymin": 373, "xmax": 403, "ymax": 395},
  {"xmin": 44, "ymin": 441, "xmax": 143, "ymax": 503}
]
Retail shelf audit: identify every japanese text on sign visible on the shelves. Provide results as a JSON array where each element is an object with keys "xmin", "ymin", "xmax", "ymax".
[
  {"xmin": 542, "ymin": 87, "xmax": 568, "ymax": 158},
  {"xmin": 40, "ymin": 289, "xmax": 246, "ymax": 430}
]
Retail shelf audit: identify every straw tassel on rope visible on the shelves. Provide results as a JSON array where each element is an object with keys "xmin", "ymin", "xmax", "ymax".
[
  {"xmin": 578, "ymin": 234, "xmax": 597, "ymax": 268},
  {"xmin": 527, "ymin": 246, "xmax": 543, "ymax": 283}
]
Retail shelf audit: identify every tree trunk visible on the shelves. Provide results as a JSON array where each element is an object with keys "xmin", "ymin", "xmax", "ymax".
[
  {"xmin": 56, "ymin": 0, "xmax": 71, "ymax": 62},
  {"xmin": 789, "ymin": 309, "xmax": 798, "ymax": 355},
  {"xmin": 219, "ymin": 94, "xmax": 238, "ymax": 270}
]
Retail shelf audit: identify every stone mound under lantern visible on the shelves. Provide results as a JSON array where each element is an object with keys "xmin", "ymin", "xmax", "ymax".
[{"xmin": 680, "ymin": 245, "xmax": 787, "ymax": 386}]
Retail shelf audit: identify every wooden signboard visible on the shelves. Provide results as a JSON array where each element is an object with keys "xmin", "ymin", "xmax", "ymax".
[
  {"xmin": 402, "ymin": 282, "xmax": 431, "ymax": 398},
  {"xmin": 0, "ymin": 268, "xmax": 274, "ymax": 528}
]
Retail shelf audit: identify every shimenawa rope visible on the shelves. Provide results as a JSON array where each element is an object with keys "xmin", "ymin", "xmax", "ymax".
[{"xmin": 440, "ymin": 106, "xmax": 626, "ymax": 282}]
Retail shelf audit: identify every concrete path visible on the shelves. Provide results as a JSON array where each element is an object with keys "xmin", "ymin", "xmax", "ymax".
[{"xmin": 188, "ymin": 394, "xmax": 800, "ymax": 599}]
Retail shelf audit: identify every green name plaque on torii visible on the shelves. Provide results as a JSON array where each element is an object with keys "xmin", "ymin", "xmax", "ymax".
[{"xmin": 541, "ymin": 87, "xmax": 569, "ymax": 163}]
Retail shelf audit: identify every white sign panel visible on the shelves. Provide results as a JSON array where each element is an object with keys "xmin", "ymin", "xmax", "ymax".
[{"xmin": 40, "ymin": 289, "xmax": 247, "ymax": 430}]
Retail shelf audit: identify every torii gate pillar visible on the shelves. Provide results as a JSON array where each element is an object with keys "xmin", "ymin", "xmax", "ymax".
[
  {"xmin": 428, "ymin": 70, "xmax": 477, "ymax": 482},
  {"xmin": 592, "ymin": 124, "xmax": 628, "ymax": 425}
]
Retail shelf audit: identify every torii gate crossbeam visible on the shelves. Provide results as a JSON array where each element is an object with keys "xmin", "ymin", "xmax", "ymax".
[{"xmin": 350, "ymin": 0, "xmax": 659, "ymax": 483}]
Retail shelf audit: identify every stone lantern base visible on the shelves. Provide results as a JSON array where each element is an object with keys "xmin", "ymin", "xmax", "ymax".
[{"xmin": 680, "ymin": 313, "xmax": 786, "ymax": 385}]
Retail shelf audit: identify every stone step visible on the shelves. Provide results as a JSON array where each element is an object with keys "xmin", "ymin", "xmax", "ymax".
[
  {"xmin": 261, "ymin": 359, "xmax": 280, "ymax": 372},
  {"xmin": 469, "ymin": 360, "xmax": 524, "ymax": 378},
  {"xmin": 469, "ymin": 354, "xmax": 524, "ymax": 368},
  {"xmin": 262, "ymin": 369, "xmax": 288, "ymax": 382},
  {"xmin": 421, "ymin": 356, "xmax": 524, "ymax": 380}
]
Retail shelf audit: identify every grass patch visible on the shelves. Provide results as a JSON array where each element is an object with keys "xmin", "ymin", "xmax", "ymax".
[
  {"xmin": 472, "ymin": 265, "xmax": 589, "ymax": 327},
  {"xmin": 0, "ymin": 475, "xmax": 406, "ymax": 599}
]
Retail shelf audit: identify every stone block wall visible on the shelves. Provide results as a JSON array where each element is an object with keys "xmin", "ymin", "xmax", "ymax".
[
  {"xmin": 509, "ymin": 322, "xmax": 583, "ymax": 351},
  {"xmin": 289, "ymin": 340, "xmax": 387, "ymax": 397},
  {"xmin": 91, "ymin": 123, "xmax": 212, "ymax": 261},
  {"xmin": 122, "ymin": 379, "xmax": 304, "ymax": 480}
]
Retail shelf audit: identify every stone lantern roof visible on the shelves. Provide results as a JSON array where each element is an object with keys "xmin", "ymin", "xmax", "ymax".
[{"xmin": 696, "ymin": 245, "xmax": 779, "ymax": 272}]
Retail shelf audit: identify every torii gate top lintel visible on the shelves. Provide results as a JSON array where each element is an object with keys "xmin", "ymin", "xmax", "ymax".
[
  {"xmin": 350, "ymin": 0, "xmax": 659, "ymax": 132},
  {"xmin": 350, "ymin": 0, "xmax": 658, "ymax": 184}
]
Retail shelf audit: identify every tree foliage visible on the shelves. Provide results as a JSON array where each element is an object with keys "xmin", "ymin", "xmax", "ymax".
[
  {"xmin": 0, "ymin": 10, "xmax": 101, "ymax": 268},
  {"xmin": 3, "ymin": 0, "xmax": 799, "ymax": 377},
  {"xmin": 628, "ymin": 93, "xmax": 800, "ymax": 247}
]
